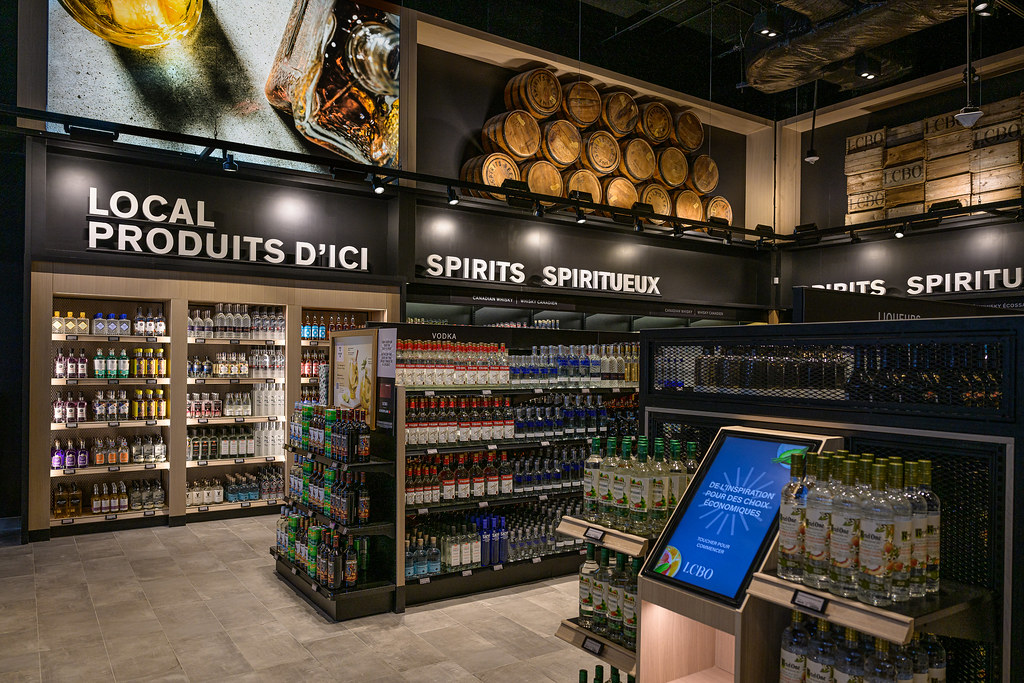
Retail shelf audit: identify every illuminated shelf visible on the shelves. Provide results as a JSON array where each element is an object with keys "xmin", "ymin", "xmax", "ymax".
[
  {"xmin": 185, "ymin": 415, "xmax": 284, "ymax": 426},
  {"xmin": 51, "ymin": 334, "xmax": 171, "ymax": 344},
  {"xmin": 300, "ymin": 339, "xmax": 332, "ymax": 347},
  {"xmin": 50, "ymin": 462, "xmax": 169, "ymax": 477},
  {"xmin": 51, "ymin": 508, "xmax": 168, "ymax": 527},
  {"xmin": 555, "ymin": 516, "xmax": 651, "ymax": 557},
  {"xmin": 186, "ymin": 377, "xmax": 284, "ymax": 385},
  {"xmin": 186, "ymin": 455, "xmax": 284, "ymax": 468},
  {"xmin": 300, "ymin": 377, "xmax": 319, "ymax": 384},
  {"xmin": 554, "ymin": 617, "xmax": 636, "ymax": 675},
  {"xmin": 185, "ymin": 499, "xmax": 281, "ymax": 514},
  {"xmin": 403, "ymin": 385, "xmax": 638, "ymax": 395},
  {"xmin": 52, "ymin": 378, "xmax": 170, "ymax": 386},
  {"xmin": 51, "ymin": 419, "xmax": 170, "ymax": 430},
  {"xmin": 187, "ymin": 337, "xmax": 284, "ymax": 346}
]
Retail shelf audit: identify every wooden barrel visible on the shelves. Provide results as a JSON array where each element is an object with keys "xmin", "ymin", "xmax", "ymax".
[
  {"xmin": 538, "ymin": 119, "xmax": 582, "ymax": 169},
  {"xmin": 638, "ymin": 183, "xmax": 672, "ymax": 225},
  {"xmin": 578, "ymin": 130, "xmax": 621, "ymax": 176},
  {"xmin": 601, "ymin": 176, "xmax": 638, "ymax": 215},
  {"xmin": 562, "ymin": 168, "xmax": 603, "ymax": 211},
  {"xmin": 561, "ymin": 81, "xmax": 602, "ymax": 129},
  {"xmin": 673, "ymin": 189, "xmax": 705, "ymax": 222},
  {"xmin": 618, "ymin": 137, "xmax": 656, "ymax": 183},
  {"xmin": 504, "ymin": 68, "xmax": 562, "ymax": 120},
  {"xmin": 600, "ymin": 91, "xmax": 639, "ymax": 138},
  {"xmin": 461, "ymin": 153, "xmax": 521, "ymax": 200},
  {"xmin": 703, "ymin": 195, "xmax": 733, "ymax": 225},
  {"xmin": 654, "ymin": 146, "xmax": 689, "ymax": 187},
  {"xmin": 672, "ymin": 110, "xmax": 705, "ymax": 151},
  {"xmin": 519, "ymin": 160, "xmax": 564, "ymax": 205},
  {"xmin": 636, "ymin": 102, "xmax": 673, "ymax": 144},
  {"xmin": 481, "ymin": 110, "xmax": 541, "ymax": 160},
  {"xmin": 686, "ymin": 154, "xmax": 719, "ymax": 194}
]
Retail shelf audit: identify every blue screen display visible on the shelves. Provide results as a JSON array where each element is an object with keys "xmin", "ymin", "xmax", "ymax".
[{"xmin": 651, "ymin": 436, "xmax": 810, "ymax": 601}]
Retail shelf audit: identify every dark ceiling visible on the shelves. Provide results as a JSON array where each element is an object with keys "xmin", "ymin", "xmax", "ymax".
[{"xmin": 405, "ymin": 0, "xmax": 1024, "ymax": 121}]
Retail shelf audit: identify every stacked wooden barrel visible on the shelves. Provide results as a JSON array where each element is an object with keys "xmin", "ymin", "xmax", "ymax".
[{"xmin": 461, "ymin": 67, "xmax": 732, "ymax": 225}]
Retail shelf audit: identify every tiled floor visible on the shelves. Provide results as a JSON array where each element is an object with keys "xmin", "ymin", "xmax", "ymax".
[{"xmin": 0, "ymin": 516, "xmax": 599, "ymax": 682}]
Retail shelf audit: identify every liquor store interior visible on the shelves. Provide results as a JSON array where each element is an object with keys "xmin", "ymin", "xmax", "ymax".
[{"xmin": 1, "ymin": 1, "xmax": 1023, "ymax": 681}]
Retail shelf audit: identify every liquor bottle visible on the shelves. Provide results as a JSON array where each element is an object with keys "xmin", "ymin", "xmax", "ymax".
[
  {"xmin": 343, "ymin": 534, "xmax": 358, "ymax": 589},
  {"xmin": 906, "ymin": 633, "xmax": 929, "ymax": 683},
  {"xmin": 606, "ymin": 552, "xmax": 627, "ymax": 644},
  {"xmin": 455, "ymin": 454, "xmax": 471, "ymax": 501},
  {"xmin": 356, "ymin": 472, "xmax": 370, "ymax": 526},
  {"xmin": 583, "ymin": 438, "xmax": 602, "ymax": 522},
  {"xmin": 667, "ymin": 439, "xmax": 684, "ymax": 510},
  {"xmin": 470, "ymin": 453, "xmax": 485, "ymax": 499},
  {"xmin": 922, "ymin": 633, "xmax": 945, "ymax": 682},
  {"xmin": 803, "ymin": 453, "xmax": 832, "ymax": 590},
  {"xmin": 648, "ymin": 439, "xmax": 669, "ymax": 532},
  {"xmin": 888, "ymin": 461, "xmax": 912, "ymax": 603},
  {"xmin": 611, "ymin": 440, "xmax": 631, "ymax": 531},
  {"xmin": 621, "ymin": 556, "xmax": 640, "ymax": 650},
  {"xmin": 904, "ymin": 462, "xmax": 928, "ymax": 599},
  {"xmin": 918, "ymin": 460, "xmax": 940, "ymax": 594},
  {"xmin": 779, "ymin": 610, "xmax": 810, "ymax": 683},
  {"xmin": 864, "ymin": 638, "xmax": 895, "ymax": 682},
  {"xmin": 683, "ymin": 441, "xmax": 701, "ymax": 490},
  {"xmin": 627, "ymin": 439, "xmax": 651, "ymax": 536},
  {"xmin": 893, "ymin": 644, "xmax": 915, "ymax": 683},
  {"xmin": 498, "ymin": 452, "xmax": 514, "ymax": 496},
  {"xmin": 806, "ymin": 618, "xmax": 837, "ymax": 683},
  {"xmin": 778, "ymin": 450, "xmax": 808, "ymax": 582},
  {"xmin": 834, "ymin": 627, "xmax": 865, "ymax": 683},
  {"xmin": 826, "ymin": 457, "xmax": 858, "ymax": 597},
  {"xmin": 858, "ymin": 464, "xmax": 895, "ymax": 606},
  {"xmin": 578, "ymin": 543, "xmax": 598, "ymax": 629},
  {"xmin": 591, "ymin": 548, "xmax": 612, "ymax": 636}
]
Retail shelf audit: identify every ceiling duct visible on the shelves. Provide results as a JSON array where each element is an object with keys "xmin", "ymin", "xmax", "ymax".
[
  {"xmin": 774, "ymin": 0, "xmax": 851, "ymax": 24},
  {"xmin": 747, "ymin": 0, "xmax": 967, "ymax": 93}
]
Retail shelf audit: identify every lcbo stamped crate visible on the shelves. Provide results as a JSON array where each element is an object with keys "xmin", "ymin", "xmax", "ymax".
[
  {"xmin": 847, "ymin": 170, "xmax": 882, "ymax": 195},
  {"xmin": 846, "ymin": 209, "xmax": 884, "ymax": 226},
  {"xmin": 926, "ymin": 128, "xmax": 974, "ymax": 160},
  {"xmin": 884, "ymin": 140, "xmax": 925, "ymax": 168},
  {"xmin": 972, "ymin": 165, "xmax": 1023, "ymax": 194},
  {"xmin": 885, "ymin": 203, "xmax": 924, "ymax": 219},
  {"xmin": 970, "ymin": 140, "xmax": 1022, "ymax": 172},
  {"xmin": 884, "ymin": 183, "xmax": 924, "ymax": 209},
  {"xmin": 925, "ymin": 173, "xmax": 971, "ymax": 211},
  {"xmin": 845, "ymin": 147, "xmax": 884, "ymax": 176},
  {"xmin": 926, "ymin": 151, "xmax": 970, "ymax": 181},
  {"xmin": 848, "ymin": 190, "xmax": 885, "ymax": 214}
]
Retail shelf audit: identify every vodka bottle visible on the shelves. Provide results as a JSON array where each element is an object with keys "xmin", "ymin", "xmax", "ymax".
[
  {"xmin": 626, "ymin": 439, "xmax": 651, "ymax": 536},
  {"xmin": 904, "ymin": 462, "xmax": 929, "ymax": 598},
  {"xmin": 779, "ymin": 610, "xmax": 810, "ymax": 683},
  {"xmin": 803, "ymin": 453, "xmax": 833, "ymax": 589},
  {"xmin": 864, "ymin": 638, "xmax": 895, "ymax": 683},
  {"xmin": 918, "ymin": 460, "xmax": 940, "ymax": 594},
  {"xmin": 834, "ymin": 627, "xmax": 865, "ymax": 683},
  {"xmin": 857, "ymin": 464, "xmax": 895, "ymax": 606},
  {"xmin": 805, "ymin": 619, "xmax": 837, "ymax": 683},
  {"xmin": 778, "ymin": 450, "xmax": 808, "ymax": 582},
  {"xmin": 621, "ymin": 556, "xmax": 640, "ymax": 651},
  {"xmin": 605, "ymin": 552, "xmax": 627, "ymax": 644},
  {"xmin": 829, "ymin": 459, "xmax": 860, "ymax": 597},
  {"xmin": 578, "ymin": 543, "xmax": 599, "ymax": 629},
  {"xmin": 598, "ymin": 437, "xmax": 619, "ymax": 527},
  {"xmin": 888, "ymin": 461, "xmax": 912, "ymax": 603},
  {"xmin": 648, "ymin": 439, "xmax": 670, "ymax": 532},
  {"xmin": 583, "ymin": 438, "xmax": 603, "ymax": 522},
  {"xmin": 922, "ymin": 633, "xmax": 945, "ymax": 682},
  {"xmin": 591, "ymin": 548, "xmax": 612, "ymax": 636}
]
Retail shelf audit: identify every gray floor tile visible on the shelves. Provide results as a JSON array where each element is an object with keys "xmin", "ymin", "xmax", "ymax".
[
  {"xmin": 0, "ymin": 652, "xmax": 41, "ymax": 682},
  {"xmin": 0, "ymin": 625, "xmax": 41, "ymax": 658},
  {"xmin": 0, "ymin": 576, "xmax": 37, "ymax": 605},
  {"xmin": 206, "ymin": 593, "xmax": 276, "ymax": 630},
  {"xmin": 153, "ymin": 600, "xmax": 225, "ymax": 646},
  {"xmin": 140, "ymin": 575, "xmax": 203, "ymax": 607},
  {"xmin": 75, "ymin": 535, "xmax": 125, "ymax": 561},
  {"xmin": 399, "ymin": 660, "xmax": 481, "ymax": 683},
  {"xmin": 187, "ymin": 568, "xmax": 247, "ymax": 600},
  {"xmin": 270, "ymin": 604, "xmax": 349, "ymax": 644},
  {"xmin": 170, "ymin": 630, "xmax": 254, "ymax": 680},
  {"xmin": 0, "ymin": 598, "xmax": 36, "ymax": 634},
  {"xmin": 478, "ymin": 660, "xmax": 559, "ymax": 683},
  {"xmin": 226, "ymin": 620, "xmax": 311, "ymax": 671},
  {"xmin": 418, "ymin": 624, "xmax": 520, "ymax": 673},
  {"xmin": 107, "ymin": 636, "xmax": 183, "ymax": 681},
  {"xmin": 40, "ymin": 646, "xmax": 113, "ymax": 683},
  {"xmin": 130, "ymin": 556, "xmax": 185, "ymax": 582},
  {"xmin": 0, "ymin": 555, "xmax": 34, "ymax": 579},
  {"xmin": 87, "ymin": 575, "xmax": 147, "ymax": 607}
]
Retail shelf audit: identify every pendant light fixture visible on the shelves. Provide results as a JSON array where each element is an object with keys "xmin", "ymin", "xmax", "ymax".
[
  {"xmin": 955, "ymin": 0, "xmax": 984, "ymax": 128},
  {"xmin": 804, "ymin": 80, "xmax": 820, "ymax": 164}
]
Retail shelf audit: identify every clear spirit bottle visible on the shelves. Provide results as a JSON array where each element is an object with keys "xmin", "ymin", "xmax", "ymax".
[
  {"xmin": 829, "ymin": 459, "xmax": 860, "ymax": 597},
  {"xmin": 778, "ymin": 450, "xmax": 808, "ymax": 583},
  {"xmin": 834, "ymin": 627, "xmax": 864, "ymax": 683},
  {"xmin": 590, "ymin": 548, "xmax": 612, "ymax": 636},
  {"xmin": 905, "ymin": 462, "xmax": 929, "ymax": 598},
  {"xmin": 779, "ymin": 610, "xmax": 810, "ymax": 683},
  {"xmin": 578, "ymin": 543, "xmax": 599, "ymax": 629},
  {"xmin": 805, "ymin": 619, "xmax": 837, "ymax": 683},
  {"xmin": 803, "ymin": 453, "xmax": 833, "ymax": 589},
  {"xmin": 857, "ymin": 464, "xmax": 895, "ymax": 606},
  {"xmin": 598, "ymin": 437, "xmax": 619, "ymax": 527},
  {"xmin": 887, "ymin": 460, "xmax": 913, "ymax": 603},
  {"xmin": 918, "ymin": 460, "xmax": 941, "ymax": 594}
]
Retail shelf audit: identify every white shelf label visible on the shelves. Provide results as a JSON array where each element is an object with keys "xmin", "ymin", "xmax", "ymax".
[
  {"xmin": 487, "ymin": 444, "xmax": 497, "ymax": 451},
  {"xmin": 531, "ymin": 557, "xmax": 542, "ymax": 564},
  {"xmin": 419, "ymin": 577, "xmax": 430, "ymax": 584},
  {"xmin": 194, "ymin": 338, "xmax": 205, "ymax": 344},
  {"xmin": 478, "ymin": 501, "xmax": 488, "ymax": 508},
  {"xmin": 107, "ymin": 466, "xmax": 120, "ymax": 472},
  {"xmin": 66, "ymin": 335, "xmax": 78, "ymax": 341},
  {"xmin": 143, "ymin": 510, "xmax": 155, "ymax": 517},
  {"xmin": 144, "ymin": 464, "xmax": 156, "ymax": 469},
  {"xmin": 107, "ymin": 379, "xmax": 119, "ymax": 385},
  {"xmin": 268, "ymin": 416, "xmax": 278, "ymax": 422},
  {"xmin": 538, "ymin": 495, "xmax": 548, "ymax": 501},
  {"xmin": 234, "ymin": 417, "xmax": 245, "ymax": 423},
  {"xmin": 61, "ymin": 518, "xmax": 74, "ymax": 524},
  {"xmin": 424, "ymin": 390, "xmax": 435, "ymax": 397},
  {"xmin": 197, "ymin": 461, "xmax": 208, "ymax": 467},
  {"xmin": 792, "ymin": 590, "xmax": 829, "ymax": 614},
  {"xmin": 107, "ymin": 336, "xmax": 120, "ymax": 342},
  {"xmin": 492, "ymin": 564, "xmax": 503, "ymax": 571},
  {"xmin": 66, "ymin": 422, "xmax": 78, "ymax": 429},
  {"xmin": 62, "ymin": 468, "xmax": 75, "ymax": 475},
  {"xmin": 534, "ymin": 388, "xmax": 543, "ymax": 394},
  {"xmin": 417, "ymin": 508, "xmax": 429, "ymax": 515},
  {"xmin": 105, "ymin": 514, "xmax": 117, "ymax": 520},
  {"xmin": 461, "ymin": 569, "xmax": 473, "ymax": 577},
  {"xmin": 240, "ymin": 501, "xmax": 251, "ymax": 508},
  {"xmin": 229, "ymin": 339, "xmax": 240, "ymax": 345},
  {"xmin": 145, "ymin": 420, "xmax": 157, "ymax": 426},
  {"xmin": 66, "ymin": 379, "xmax": 78, "ymax": 385},
  {"xmin": 266, "ymin": 456, "xmax": 277, "ymax": 462},
  {"xmin": 481, "ymin": 389, "xmax": 491, "ymax": 395},
  {"xmin": 198, "ymin": 506, "xmax": 209, "ymax": 512},
  {"xmin": 107, "ymin": 421, "xmax": 120, "ymax": 428},
  {"xmin": 234, "ymin": 458, "xmax": 245, "ymax": 464},
  {"xmin": 584, "ymin": 527, "xmax": 606, "ymax": 542},
  {"xmin": 582, "ymin": 636, "xmax": 603, "ymax": 655},
  {"xmin": 540, "ymin": 441, "xmax": 550, "ymax": 447},
  {"xmin": 426, "ymin": 448, "xmax": 438, "ymax": 455}
]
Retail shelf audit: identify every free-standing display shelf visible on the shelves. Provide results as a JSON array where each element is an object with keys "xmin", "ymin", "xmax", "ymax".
[
  {"xmin": 555, "ymin": 617, "xmax": 637, "ymax": 676},
  {"xmin": 555, "ymin": 516, "xmax": 651, "ymax": 558}
]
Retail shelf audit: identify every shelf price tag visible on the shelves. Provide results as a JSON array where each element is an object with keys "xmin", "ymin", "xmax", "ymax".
[
  {"xmin": 108, "ymin": 336, "xmax": 120, "ymax": 342},
  {"xmin": 481, "ymin": 389, "xmax": 491, "ymax": 395},
  {"xmin": 108, "ymin": 421, "xmax": 120, "ymax": 427},
  {"xmin": 66, "ymin": 335, "xmax": 78, "ymax": 341},
  {"xmin": 197, "ymin": 461, "xmax": 208, "ymax": 466},
  {"xmin": 268, "ymin": 416, "xmax": 278, "ymax": 422},
  {"xmin": 105, "ymin": 514, "xmax": 117, "ymax": 520},
  {"xmin": 492, "ymin": 564, "xmax": 503, "ymax": 571},
  {"xmin": 229, "ymin": 339, "xmax": 240, "ymax": 345},
  {"xmin": 291, "ymin": 567, "xmax": 297, "ymax": 575},
  {"xmin": 194, "ymin": 338, "xmax": 205, "ymax": 344},
  {"xmin": 146, "ymin": 379, "xmax": 156, "ymax": 385},
  {"xmin": 61, "ymin": 518, "xmax": 74, "ymax": 524},
  {"xmin": 146, "ymin": 337, "xmax": 158, "ymax": 343},
  {"xmin": 240, "ymin": 501, "xmax": 251, "ymax": 508},
  {"xmin": 266, "ymin": 456, "xmax": 277, "ymax": 462},
  {"xmin": 417, "ymin": 508, "xmax": 429, "ymax": 515},
  {"xmin": 234, "ymin": 417, "xmax": 245, "ymax": 423},
  {"xmin": 534, "ymin": 388, "xmax": 543, "ymax": 394},
  {"xmin": 531, "ymin": 557, "xmax": 542, "ymax": 564},
  {"xmin": 234, "ymin": 458, "xmax": 245, "ymax": 464},
  {"xmin": 583, "ymin": 527, "xmax": 606, "ymax": 542},
  {"xmin": 195, "ymin": 379, "xmax": 205, "ymax": 384},
  {"xmin": 66, "ymin": 423, "xmax": 78, "ymax": 429},
  {"xmin": 66, "ymin": 379, "xmax": 78, "ymax": 385},
  {"xmin": 107, "ymin": 466, "xmax": 120, "ymax": 472},
  {"xmin": 792, "ymin": 590, "xmax": 829, "ymax": 614},
  {"xmin": 581, "ymin": 637, "xmax": 603, "ymax": 656},
  {"xmin": 418, "ymin": 577, "xmax": 430, "ymax": 584},
  {"xmin": 144, "ymin": 463, "xmax": 155, "ymax": 469},
  {"xmin": 107, "ymin": 379, "xmax": 119, "ymax": 385},
  {"xmin": 198, "ymin": 506, "xmax": 209, "ymax": 512},
  {"xmin": 146, "ymin": 420, "xmax": 157, "ymax": 426},
  {"xmin": 266, "ymin": 499, "xmax": 277, "ymax": 505},
  {"xmin": 424, "ymin": 390, "xmax": 435, "ymax": 397},
  {"xmin": 266, "ymin": 378, "xmax": 276, "ymax": 384},
  {"xmin": 612, "ymin": 387, "xmax": 620, "ymax": 393},
  {"xmin": 229, "ymin": 378, "xmax": 239, "ymax": 384},
  {"xmin": 486, "ymin": 444, "xmax": 497, "ymax": 451},
  {"xmin": 461, "ymin": 569, "xmax": 473, "ymax": 577},
  {"xmin": 538, "ymin": 495, "xmax": 548, "ymax": 501},
  {"xmin": 581, "ymin": 388, "xmax": 590, "ymax": 394},
  {"xmin": 265, "ymin": 340, "xmax": 274, "ymax": 346},
  {"xmin": 426, "ymin": 448, "xmax": 438, "ymax": 455},
  {"xmin": 540, "ymin": 441, "xmax": 550, "ymax": 447},
  {"xmin": 478, "ymin": 501, "xmax": 488, "ymax": 508},
  {"xmin": 143, "ymin": 510, "xmax": 155, "ymax": 517},
  {"xmin": 62, "ymin": 468, "xmax": 75, "ymax": 475},
  {"xmin": 198, "ymin": 418, "xmax": 208, "ymax": 424}
]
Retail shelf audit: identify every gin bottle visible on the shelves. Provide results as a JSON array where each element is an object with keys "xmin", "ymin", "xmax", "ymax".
[{"xmin": 857, "ymin": 464, "xmax": 895, "ymax": 606}]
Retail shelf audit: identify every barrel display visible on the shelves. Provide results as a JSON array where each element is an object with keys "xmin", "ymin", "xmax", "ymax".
[
  {"xmin": 638, "ymin": 183, "xmax": 672, "ymax": 225},
  {"xmin": 562, "ymin": 168, "xmax": 603, "ymax": 211},
  {"xmin": 653, "ymin": 146, "xmax": 689, "ymax": 187},
  {"xmin": 636, "ymin": 102, "xmax": 673, "ymax": 145},
  {"xmin": 519, "ymin": 160, "xmax": 564, "ymax": 205},
  {"xmin": 539, "ymin": 119, "xmax": 582, "ymax": 169},
  {"xmin": 481, "ymin": 110, "xmax": 542, "ymax": 160},
  {"xmin": 461, "ymin": 153, "xmax": 521, "ymax": 200},
  {"xmin": 673, "ymin": 188, "xmax": 705, "ymax": 222},
  {"xmin": 579, "ymin": 130, "xmax": 621, "ymax": 176},
  {"xmin": 618, "ymin": 137, "xmax": 656, "ymax": 183},
  {"xmin": 600, "ymin": 91, "xmax": 640, "ymax": 138},
  {"xmin": 602, "ymin": 176, "xmax": 639, "ymax": 215},
  {"xmin": 504, "ymin": 68, "xmax": 562, "ymax": 120},
  {"xmin": 561, "ymin": 80, "xmax": 602, "ymax": 129},
  {"xmin": 703, "ymin": 195, "xmax": 733, "ymax": 225},
  {"xmin": 673, "ymin": 110, "xmax": 705, "ymax": 152},
  {"xmin": 686, "ymin": 154, "xmax": 719, "ymax": 194}
]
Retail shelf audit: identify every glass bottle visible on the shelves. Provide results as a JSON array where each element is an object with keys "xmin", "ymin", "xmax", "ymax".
[
  {"xmin": 803, "ymin": 453, "xmax": 833, "ymax": 590},
  {"xmin": 627, "ymin": 439, "xmax": 651, "ymax": 536},
  {"xmin": 590, "ymin": 548, "xmax": 612, "ymax": 636},
  {"xmin": 779, "ymin": 610, "xmax": 810, "ymax": 683},
  {"xmin": 857, "ymin": 464, "xmax": 895, "ymax": 607},
  {"xmin": 648, "ymin": 439, "xmax": 669, "ymax": 533},
  {"xmin": 834, "ymin": 627, "xmax": 865, "ymax": 683},
  {"xmin": 864, "ymin": 638, "xmax": 895, "ymax": 683},
  {"xmin": 612, "ymin": 439, "xmax": 632, "ymax": 531},
  {"xmin": 605, "ymin": 552, "xmax": 626, "ymax": 644},
  {"xmin": 904, "ymin": 462, "xmax": 928, "ymax": 599},
  {"xmin": 806, "ymin": 618, "xmax": 837, "ymax": 683},
  {"xmin": 778, "ymin": 449, "xmax": 808, "ymax": 582},
  {"xmin": 918, "ymin": 460, "xmax": 941, "ymax": 594},
  {"xmin": 578, "ymin": 543, "xmax": 598, "ymax": 629},
  {"xmin": 888, "ymin": 461, "xmax": 912, "ymax": 603}
]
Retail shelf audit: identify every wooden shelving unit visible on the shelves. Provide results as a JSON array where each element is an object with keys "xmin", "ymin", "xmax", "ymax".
[
  {"xmin": 555, "ymin": 617, "xmax": 636, "ymax": 676},
  {"xmin": 556, "ymin": 516, "xmax": 651, "ymax": 558}
]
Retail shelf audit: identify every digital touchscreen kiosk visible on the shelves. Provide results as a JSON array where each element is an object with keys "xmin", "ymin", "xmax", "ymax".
[{"xmin": 644, "ymin": 428, "xmax": 823, "ymax": 606}]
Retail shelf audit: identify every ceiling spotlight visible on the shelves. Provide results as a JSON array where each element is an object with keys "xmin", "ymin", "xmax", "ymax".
[
  {"xmin": 849, "ymin": 230, "xmax": 862, "ymax": 244},
  {"xmin": 973, "ymin": 2, "xmax": 989, "ymax": 10},
  {"xmin": 894, "ymin": 225, "xmax": 907, "ymax": 239},
  {"xmin": 222, "ymin": 150, "xmax": 237, "ymax": 172},
  {"xmin": 369, "ymin": 175, "xmax": 385, "ymax": 194},
  {"xmin": 533, "ymin": 202, "xmax": 545, "ymax": 219},
  {"xmin": 804, "ymin": 148, "xmax": 820, "ymax": 164},
  {"xmin": 575, "ymin": 207, "xmax": 586, "ymax": 224},
  {"xmin": 634, "ymin": 216, "xmax": 643, "ymax": 232},
  {"xmin": 954, "ymin": 105, "xmax": 984, "ymax": 128},
  {"xmin": 752, "ymin": 10, "xmax": 782, "ymax": 38},
  {"xmin": 855, "ymin": 54, "xmax": 881, "ymax": 81},
  {"xmin": 447, "ymin": 186, "xmax": 460, "ymax": 205}
]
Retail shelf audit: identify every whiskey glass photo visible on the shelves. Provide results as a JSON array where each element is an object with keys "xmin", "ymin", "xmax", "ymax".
[{"xmin": 57, "ymin": 0, "xmax": 203, "ymax": 49}]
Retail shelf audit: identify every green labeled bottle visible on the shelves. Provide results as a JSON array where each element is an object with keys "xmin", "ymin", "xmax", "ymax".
[
  {"xmin": 627, "ymin": 439, "xmax": 652, "ymax": 536},
  {"xmin": 598, "ymin": 437, "xmax": 619, "ymax": 527},
  {"xmin": 584, "ymin": 437, "xmax": 603, "ymax": 522},
  {"xmin": 605, "ymin": 552, "xmax": 626, "ymax": 643},
  {"xmin": 648, "ymin": 438, "xmax": 670, "ymax": 533},
  {"xmin": 621, "ymin": 556, "xmax": 640, "ymax": 650},
  {"xmin": 591, "ymin": 548, "xmax": 611, "ymax": 636},
  {"xmin": 611, "ymin": 440, "xmax": 632, "ymax": 530}
]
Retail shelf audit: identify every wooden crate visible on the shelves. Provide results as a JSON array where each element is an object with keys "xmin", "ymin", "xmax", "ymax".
[
  {"xmin": 971, "ymin": 140, "xmax": 1021, "ymax": 172},
  {"xmin": 846, "ymin": 127, "xmax": 886, "ymax": 154},
  {"xmin": 972, "ymin": 187, "xmax": 1021, "ymax": 205},
  {"xmin": 926, "ymin": 151, "xmax": 970, "ymax": 180},
  {"xmin": 848, "ymin": 190, "xmax": 885, "ymax": 214},
  {"xmin": 972, "ymin": 165, "xmax": 1023, "ymax": 194},
  {"xmin": 923, "ymin": 110, "xmax": 961, "ymax": 138},
  {"xmin": 884, "ymin": 140, "xmax": 925, "ymax": 167},
  {"xmin": 980, "ymin": 94, "xmax": 1022, "ymax": 125},
  {"xmin": 886, "ymin": 204, "xmax": 924, "ymax": 219},
  {"xmin": 886, "ymin": 121, "xmax": 923, "ymax": 148},
  {"xmin": 847, "ymin": 170, "xmax": 882, "ymax": 195},
  {"xmin": 846, "ymin": 210, "xmax": 883, "ymax": 226},
  {"xmin": 882, "ymin": 160, "xmax": 925, "ymax": 189},
  {"xmin": 926, "ymin": 128, "xmax": 974, "ymax": 159},
  {"xmin": 925, "ymin": 173, "xmax": 971, "ymax": 210},
  {"xmin": 974, "ymin": 116, "xmax": 1023, "ymax": 149},
  {"xmin": 845, "ymin": 147, "xmax": 884, "ymax": 175},
  {"xmin": 884, "ymin": 183, "xmax": 924, "ymax": 208}
]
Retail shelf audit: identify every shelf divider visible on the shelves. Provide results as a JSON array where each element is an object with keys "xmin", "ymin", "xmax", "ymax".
[{"xmin": 556, "ymin": 515, "xmax": 650, "ymax": 557}]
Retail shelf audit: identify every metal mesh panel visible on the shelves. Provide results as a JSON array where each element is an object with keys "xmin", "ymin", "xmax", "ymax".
[{"xmin": 650, "ymin": 339, "xmax": 1010, "ymax": 419}]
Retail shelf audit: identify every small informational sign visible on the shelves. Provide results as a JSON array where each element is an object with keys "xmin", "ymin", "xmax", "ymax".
[{"xmin": 331, "ymin": 330, "xmax": 378, "ymax": 429}]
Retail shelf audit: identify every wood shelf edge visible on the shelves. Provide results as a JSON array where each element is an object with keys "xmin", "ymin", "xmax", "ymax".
[{"xmin": 554, "ymin": 618, "xmax": 637, "ymax": 675}]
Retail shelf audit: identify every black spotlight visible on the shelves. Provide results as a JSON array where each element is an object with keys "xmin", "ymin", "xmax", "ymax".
[
  {"xmin": 894, "ymin": 224, "xmax": 908, "ymax": 239},
  {"xmin": 752, "ymin": 10, "xmax": 782, "ymax": 38},
  {"xmin": 850, "ymin": 230, "xmax": 863, "ymax": 244},
  {"xmin": 856, "ymin": 54, "xmax": 881, "ymax": 81},
  {"xmin": 447, "ymin": 186, "xmax": 460, "ymax": 205},
  {"xmin": 222, "ymin": 151, "xmax": 238, "ymax": 172},
  {"xmin": 370, "ymin": 175, "xmax": 385, "ymax": 194},
  {"xmin": 533, "ymin": 202, "xmax": 545, "ymax": 219},
  {"xmin": 575, "ymin": 207, "xmax": 586, "ymax": 224}
]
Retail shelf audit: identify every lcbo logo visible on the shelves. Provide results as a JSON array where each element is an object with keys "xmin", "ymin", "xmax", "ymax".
[{"xmin": 680, "ymin": 562, "xmax": 715, "ymax": 580}]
